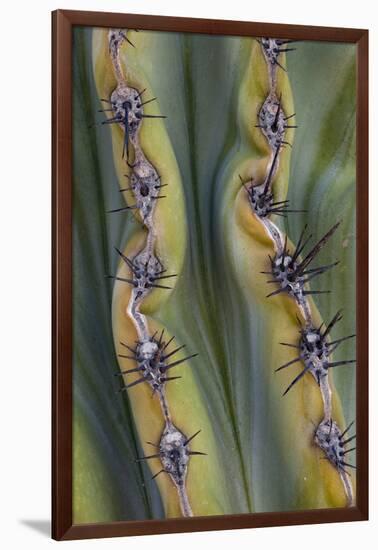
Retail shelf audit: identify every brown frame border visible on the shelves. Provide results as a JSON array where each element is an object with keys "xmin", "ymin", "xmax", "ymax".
[{"xmin": 52, "ymin": 9, "xmax": 369, "ymax": 541}]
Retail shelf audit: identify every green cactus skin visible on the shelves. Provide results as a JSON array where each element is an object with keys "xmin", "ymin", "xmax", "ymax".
[{"xmin": 72, "ymin": 27, "xmax": 356, "ymax": 522}]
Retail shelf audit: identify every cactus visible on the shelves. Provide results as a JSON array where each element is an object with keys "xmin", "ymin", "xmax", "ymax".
[
  {"xmin": 72, "ymin": 27, "xmax": 356, "ymax": 522},
  {"xmin": 92, "ymin": 28, "xmax": 233, "ymax": 518},
  {"xmin": 221, "ymin": 37, "xmax": 355, "ymax": 507}
]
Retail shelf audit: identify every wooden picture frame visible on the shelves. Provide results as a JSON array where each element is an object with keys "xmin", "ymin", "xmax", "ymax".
[{"xmin": 52, "ymin": 9, "xmax": 368, "ymax": 541}]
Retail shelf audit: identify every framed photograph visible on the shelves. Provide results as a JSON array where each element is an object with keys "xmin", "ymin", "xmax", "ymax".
[{"xmin": 52, "ymin": 9, "xmax": 368, "ymax": 541}]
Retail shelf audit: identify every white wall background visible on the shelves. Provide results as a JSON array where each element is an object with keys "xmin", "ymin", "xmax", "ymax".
[{"xmin": 0, "ymin": 0, "xmax": 375, "ymax": 548}]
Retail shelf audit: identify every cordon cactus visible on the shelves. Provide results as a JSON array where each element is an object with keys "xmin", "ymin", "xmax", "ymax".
[{"xmin": 72, "ymin": 27, "xmax": 356, "ymax": 522}]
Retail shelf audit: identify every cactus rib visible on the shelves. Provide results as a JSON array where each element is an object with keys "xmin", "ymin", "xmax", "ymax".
[
  {"xmin": 245, "ymin": 37, "xmax": 355, "ymax": 504},
  {"xmin": 101, "ymin": 28, "xmax": 198, "ymax": 516}
]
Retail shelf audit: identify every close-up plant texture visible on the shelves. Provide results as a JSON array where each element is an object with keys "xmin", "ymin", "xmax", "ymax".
[{"xmin": 72, "ymin": 26, "xmax": 356, "ymax": 522}]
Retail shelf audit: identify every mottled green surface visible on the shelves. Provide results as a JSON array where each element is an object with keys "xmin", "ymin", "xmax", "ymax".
[{"xmin": 72, "ymin": 27, "xmax": 356, "ymax": 522}]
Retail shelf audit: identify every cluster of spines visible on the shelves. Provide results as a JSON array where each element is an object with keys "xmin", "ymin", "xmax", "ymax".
[
  {"xmin": 256, "ymin": 93, "xmax": 297, "ymax": 149},
  {"xmin": 258, "ymin": 38, "xmax": 297, "ymax": 72},
  {"xmin": 108, "ymin": 29, "xmax": 137, "ymax": 55},
  {"xmin": 240, "ymin": 144, "xmax": 305, "ymax": 218},
  {"xmin": 251, "ymin": 38, "xmax": 356, "ymax": 492},
  {"xmin": 137, "ymin": 426, "xmax": 206, "ymax": 489},
  {"xmin": 99, "ymin": 87, "xmax": 166, "ymax": 163},
  {"xmin": 107, "ymin": 247, "xmax": 177, "ymax": 299},
  {"xmin": 277, "ymin": 311, "xmax": 356, "ymax": 395},
  {"xmin": 115, "ymin": 328, "xmax": 198, "ymax": 394},
  {"xmin": 100, "ymin": 29, "xmax": 201, "ymax": 515},
  {"xmin": 314, "ymin": 419, "xmax": 356, "ymax": 475},
  {"xmin": 263, "ymin": 222, "xmax": 340, "ymax": 299}
]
